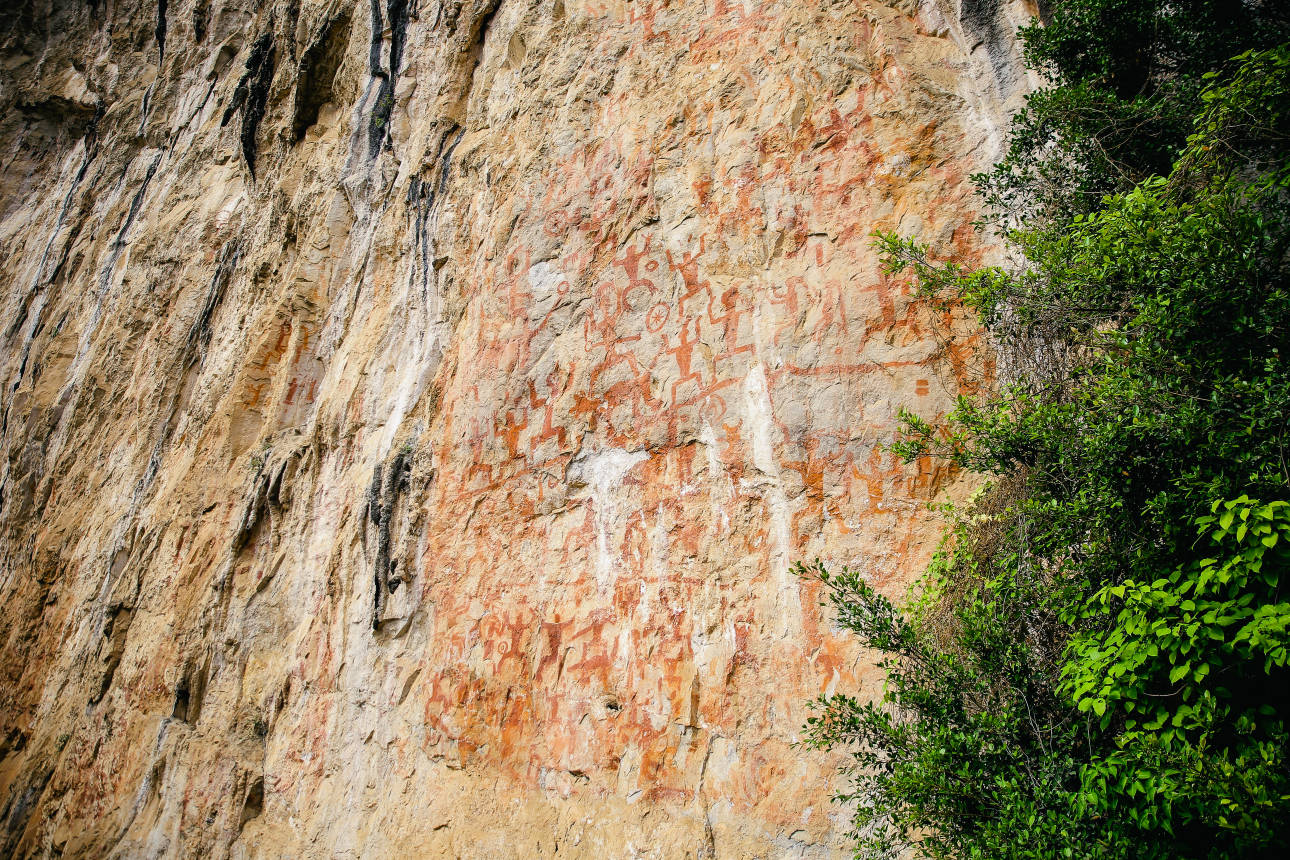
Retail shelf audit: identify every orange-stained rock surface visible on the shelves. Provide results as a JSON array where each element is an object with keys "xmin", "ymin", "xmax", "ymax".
[{"xmin": 0, "ymin": 0, "xmax": 1031, "ymax": 856}]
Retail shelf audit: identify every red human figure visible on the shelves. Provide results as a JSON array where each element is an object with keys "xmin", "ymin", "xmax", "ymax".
[
  {"xmin": 661, "ymin": 315, "xmax": 707, "ymax": 405},
  {"xmin": 528, "ymin": 366, "xmax": 571, "ymax": 454},
  {"xmin": 584, "ymin": 285, "xmax": 644, "ymax": 388},
  {"xmin": 615, "ymin": 236, "xmax": 657, "ymax": 290},
  {"xmin": 666, "ymin": 236, "xmax": 713, "ymax": 310},
  {"xmin": 707, "ymin": 286, "xmax": 755, "ymax": 364}
]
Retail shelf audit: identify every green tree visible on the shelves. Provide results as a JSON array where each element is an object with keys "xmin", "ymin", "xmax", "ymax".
[
  {"xmin": 984, "ymin": 0, "xmax": 1289, "ymax": 221},
  {"xmin": 805, "ymin": 25, "xmax": 1290, "ymax": 860}
]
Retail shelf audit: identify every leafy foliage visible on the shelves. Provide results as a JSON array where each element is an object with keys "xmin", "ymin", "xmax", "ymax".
[
  {"xmin": 1066, "ymin": 498, "xmax": 1290, "ymax": 845},
  {"xmin": 805, "ymin": 15, "xmax": 1290, "ymax": 859},
  {"xmin": 982, "ymin": 0, "xmax": 1290, "ymax": 221}
]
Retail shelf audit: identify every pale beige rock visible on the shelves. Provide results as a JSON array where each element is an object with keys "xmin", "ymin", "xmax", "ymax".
[{"xmin": 0, "ymin": 0, "xmax": 1033, "ymax": 857}]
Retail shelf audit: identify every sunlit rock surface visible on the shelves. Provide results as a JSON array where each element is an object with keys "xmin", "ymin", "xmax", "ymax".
[{"xmin": 0, "ymin": 0, "xmax": 1031, "ymax": 856}]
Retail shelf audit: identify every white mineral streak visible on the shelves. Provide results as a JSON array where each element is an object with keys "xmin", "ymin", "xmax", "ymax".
[
  {"xmin": 743, "ymin": 362, "xmax": 799, "ymax": 637},
  {"xmin": 700, "ymin": 419, "xmax": 733, "ymax": 533},
  {"xmin": 570, "ymin": 446, "xmax": 649, "ymax": 590}
]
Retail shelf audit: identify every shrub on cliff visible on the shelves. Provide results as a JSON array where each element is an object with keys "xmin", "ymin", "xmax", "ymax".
[
  {"xmin": 984, "ymin": 0, "xmax": 1289, "ymax": 222},
  {"xmin": 804, "ymin": 8, "xmax": 1290, "ymax": 858}
]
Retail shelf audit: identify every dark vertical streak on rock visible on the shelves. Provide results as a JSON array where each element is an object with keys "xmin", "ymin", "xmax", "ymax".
[
  {"xmin": 141, "ymin": 242, "xmax": 240, "ymax": 490},
  {"xmin": 91, "ymin": 606, "xmax": 134, "ymax": 704},
  {"xmin": 138, "ymin": 85, "xmax": 153, "ymax": 134},
  {"xmin": 193, "ymin": 0, "xmax": 208, "ymax": 43},
  {"xmin": 408, "ymin": 173, "xmax": 428, "ymax": 296},
  {"xmin": 367, "ymin": 0, "xmax": 411, "ymax": 158},
  {"xmin": 959, "ymin": 0, "xmax": 1017, "ymax": 96},
  {"xmin": 284, "ymin": 0, "xmax": 303, "ymax": 64},
  {"xmin": 186, "ymin": 243, "xmax": 240, "ymax": 370},
  {"xmin": 387, "ymin": 0, "xmax": 411, "ymax": 80},
  {"xmin": 98, "ymin": 155, "xmax": 161, "ymax": 299},
  {"xmin": 5, "ymin": 108, "xmax": 98, "ymax": 346},
  {"xmin": 408, "ymin": 125, "xmax": 462, "ymax": 301},
  {"xmin": 234, "ymin": 466, "xmax": 271, "ymax": 555},
  {"xmin": 0, "ymin": 120, "xmax": 101, "ymax": 510},
  {"xmin": 0, "ymin": 765, "xmax": 53, "ymax": 860},
  {"xmin": 77, "ymin": 151, "xmax": 163, "ymax": 395},
  {"xmin": 221, "ymin": 33, "xmax": 276, "ymax": 177},
  {"xmin": 368, "ymin": 0, "xmax": 384, "ymax": 76},
  {"xmin": 366, "ymin": 463, "xmax": 385, "ymax": 628},
  {"xmin": 366, "ymin": 448, "xmax": 411, "ymax": 629},
  {"xmin": 474, "ymin": 0, "xmax": 502, "ymax": 47},
  {"xmin": 155, "ymin": 0, "xmax": 166, "ymax": 61},
  {"xmin": 367, "ymin": 80, "xmax": 393, "ymax": 158},
  {"xmin": 438, "ymin": 125, "xmax": 464, "ymax": 194}
]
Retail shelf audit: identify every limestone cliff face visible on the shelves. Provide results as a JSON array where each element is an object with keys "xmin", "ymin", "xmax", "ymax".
[{"xmin": 0, "ymin": 1, "xmax": 1030, "ymax": 856}]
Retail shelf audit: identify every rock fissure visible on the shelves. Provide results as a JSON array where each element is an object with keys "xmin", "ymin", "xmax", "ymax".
[{"xmin": 293, "ymin": 8, "xmax": 354, "ymax": 141}]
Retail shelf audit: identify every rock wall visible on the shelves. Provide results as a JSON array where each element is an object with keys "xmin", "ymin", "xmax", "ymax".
[{"xmin": 0, "ymin": 1, "xmax": 1031, "ymax": 856}]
